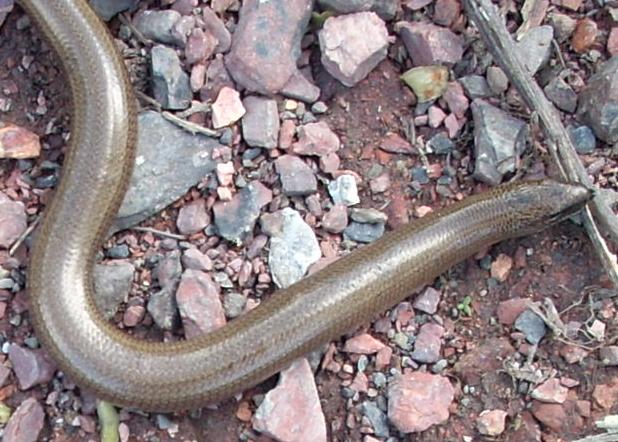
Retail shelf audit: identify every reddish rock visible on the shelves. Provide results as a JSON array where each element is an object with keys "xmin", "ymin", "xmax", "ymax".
[
  {"xmin": 386, "ymin": 195, "xmax": 409, "ymax": 229},
  {"xmin": 291, "ymin": 121, "xmax": 340, "ymax": 157},
  {"xmin": 379, "ymin": 133, "xmax": 415, "ymax": 154},
  {"xmin": 343, "ymin": 333, "xmax": 385, "ymax": 354},
  {"xmin": 375, "ymin": 346, "xmax": 392, "ymax": 369},
  {"xmin": 123, "ymin": 305, "xmax": 145, "ymax": 327},
  {"xmin": 0, "ymin": 363, "xmax": 10, "ymax": 387},
  {"xmin": 253, "ymin": 358, "xmax": 327, "ymax": 441},
  {"xmin": 433, "ymin": 0, "xmax": 461, "ymax": 27},
  {"xmin": 477, "ymin": 409, "xmax": 507, "ymax": 436},
  {"xmin": 8, "ymin": 345, "xmax": 56, "ymax": 390},
  {"xmin": 560, "ymin": 344, "xmax": 589, "ymax": 364},
  {"xmin": 211, "ymin": 86, "xmax": 246, "ymax": 128},
  {"xmin": 176, "ymin": 269, "xmax": 226, "ymax": 339},
  {"xmin": 593, "ymin": 378, "xmax": 618, "ymax": 409},
  {"xmin": 531, "ymin": 378, "xmax": 568, "ymax": 404},
  {"xmin": 388, "ymin": 372, "xmax": 454, "ymax": 433},
  {"xmin": 453, "ymin": 337, "xmax": 514, "ymax": 384},
  {"xmin": 279, "ymin": 119, "xmax": 297, "ymax": 149},
  {"xmin": 4, "ymin": 397, "xmax": 44, "ymax": 442},
  {"xmin": 428, "ymin": 105, "xmax": 446, "ymax": 128},
  {"xmin": 600, "ymin": 345, "xmax": 618, "ymax": 365},
  {"xmin": 349, "ymin": 371, "xmax": 369, "ymax": 393},
  {"xmin": 496, "ymin": 298, "xmax": 530, "ymax": 325},
  {"xmin": 319, "ymin": 152, "xmax": 340, "ymax": 174},
  {"xmin": 182, "ymin": 247, "xmax": 213, "ymax": 271},
  {"xmin": 216, "ymin": 161, "xmax": 235, "ymax": 186},
  {"xmin": 202, "ymin": 6, "xmax": 232, "ymax": 53},
  {"xmin": 405, "ymin": 0, "xmax": 433, "ymax": 9},
  {"xmin": 322, "ymin": 204, "xmax": 348, "ymax": 234},
  {"xmin": 185, "ymin": 28, "xmax": 217, "ymax": 65},
  {"xmin": 572, "ymin": 18, "xmax": 597, "ymax": 54},
  {"xmin": 396, "ymin": 21, "xmax": 464, "ymax": 66},
  {"xmin": 558, "ymin": 0, "xmax": 583, "ymax": 10},
  {"xmin": 0, "ymin": 124, "xmax": 41, "ymax": 159},
  {"xmin": 0, "ymin": 192, "xmax": 27, "ymax": 249},
  {"xmin": 413, "ymin": 286, "xmax": 441, "ymax": 314},
  {"xmin": 176, "ymin": 199, "xmax": 209, "ymax": 235},
  {"xmin": 443, "ymin": 81, "xmax": 469, "ymax": 118},
  {"xmin": 369, "ymin": 173, "xmax": 390, "ymax": 193},
  {"xmin": 491, "ymin": 253, "xmax": 513, "ymax": 282},
  {"xmin": 411, "ymin": 322, "xmax": 443, "ymax": 363},
  {"xmin": 530, "ymin": 402, "xmax": 566, "ymax": 432}
]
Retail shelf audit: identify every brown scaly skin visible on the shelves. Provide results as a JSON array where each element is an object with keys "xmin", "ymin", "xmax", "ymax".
[{"xmin": 19, "ymin": 0, "xmax": 592, "ymax": 412}]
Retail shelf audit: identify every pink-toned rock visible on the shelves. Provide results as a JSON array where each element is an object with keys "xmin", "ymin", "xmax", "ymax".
[
  {"xmin": 375, "ymin": 345, "xmax": 392, "ymax": 369},
  {"xmin": 559, "ymin": 0, "xmax": 583, "ymax": 11},
  {"xmin": 405, "ymin": 0, "xmax": 433, "ymax": 9},
  {"xmin": 530, "ymin": 402, "xmax": 566, "ymax": 432},
  {"xmin": 453, "ymin": 337, "xmax": 514, "ymax": 384},
  {"xmin": 0, "ymin": 363, "xmax": 10, "ymax": 387},
  {"xmin": 477, "ymin": 409, "xmax": 507, "ymax": 436},
  {"xmin": 176, "ymin": 269, "xmax": 226, "ymax": 339},
  {"xmin": 386, "ymin": 195, "xmax": 410, "ymax": 229},
  {"xmin": 491, "ymin": 253, "xmax": 513, "ymax": 282},
  {"xmin": 319, "ymin": 152, "xmax": 340, "ymax": 174},
  {"xmin": 199, "ymin": 55, "xmax": 235, "ymax": 101},
  {"xmin": 531, "ymin": 378, "xmax": 568, "ymax": 404},
  {"xmin": 343, "ymin": 333, "xmax": 385, "ymax": 354},
  {"xmin": 411, "ymin": 322, "xmax": 443, "ymax": 363},
  {"xmin": 369, "ymin": 173, "xmax": 390, "ymax": 193},
  {"xmin": 413, "ymin": 286, "xmax": 441, "ymax": 314},
  {"xmin": 443, "ymin": 81, "xmax": 469, "ymax": 118},
  {"xmin": 185, "ymin": 28, "xmax": 218, "ymax": 65},
  {"xmin": 216, "ymin": 161, "xmax": 235, "ymax": 186},
  {"xmin": 388, "ymin": 372, "xmax": 454, "ymax": 433},
  {"xmin": 444, "ymin": 113, "xmax": 462, "ymax": 138},
  {"xmin": 176, "ymin": 199, "xmax": 210, "ymax": 235},
  {"xmin": 396, "ymin": 21, "xmax": 464, "ymax": 66},
  {"xmin": 319, "ymin": 12, "xmax": 389, "ymax": 87},
  {"xmin": 123, "ymin": 305, "xmax": 145, "ymax": 327},
  {"xmin": 211, "ymin": 86, "xmax": 246, "ymax": 128},
  {"xmin": 496, "ymin": 298, "xmax": 530, "ymax": 325},
  {"xmin": 322, "ymin": 204, "xmax": 348, "ymax": 234},
  {"xmin": 181, "ymin": 247, "xmax": 213, "ymax": 271},
  {"xmin": 560, "ymin": 344, "xmax": 589, "ymax": 364},
  {"xmin": 349, "ymin": 371, "xmax": 369, "ymax": 393},
  {"xmin": 428, "ymin": 106, "xmax": 446, "ymax": 128},
  {"xmin": 608, "ymin": 27, "xmax": 618, "ymax": 56},
  {"xmin": 379, "ymin": 132, "xmax": 415, "ymax": 154},
  {"xmin": 190, "ymin": 63, "xmax": 207, "ymax": 91},
  {"xmin": 279, "ymin": 120, "xmax": 297, "ymax": 149},
  {"xmin": 4, "ymin": 397, "xmax": 45, "ymax": 442},
  {"xmin": 253, "ymin": 358, "xmax": 327, "ymax": 442},
  {"xmin": 0, "ymin": 124, "xmax": 41, "ymax": 159},
  {"xmin": 291, "ymin": 121, "xmax": 340, "ymax": 156},
  {"xmin": 8, "ymin": 345, "xmax": 56, "ymax": 390},
  {"xmin": 0, "ymin": 191, "xmax": 27, "ymax": 248}
]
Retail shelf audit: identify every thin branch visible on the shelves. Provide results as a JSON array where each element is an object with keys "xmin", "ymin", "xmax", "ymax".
[
  {"xmin": 463, "ymin": 0, "xmax": 618, "ymax": 287},
  {"xmin": 132, "ymin": 226, "xmax": 187, "ymax": 241},
  {"xmin": 161, "ymin": 111, "xmax": 220, "ymax": 138},
  {"xmin": 9, "ymin": 215, "xmax": 40, "ymax": 256}
]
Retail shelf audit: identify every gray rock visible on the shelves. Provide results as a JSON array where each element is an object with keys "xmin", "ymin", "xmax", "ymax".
[
  {"xmin": 275, "ymin": 155, "xmax": 317, "ymax": 196},
  {"xmin": 242, "ymin": 96, "xmax": 280, "ymax": 149},
  {"xmin": 411, "ymin": 323, "xmax": 443, "ymax": 364},
  {"xmin": 319, "ymin": 12, "xmax": 389, "ymax": 87},
  {"xmin": 280, "ymin": 71, "xmax": 322, "ymax": 103},
  {"xmin": 154, "ymin": 251, "xmax": 182, "ymax": 290},
  {"xmin": 414, "ymin": 286, "xmax": 441, "ymax": 314},
  {"xmin": 134, "ymin": 9, "xmax": 182, "ymax": 45},
  {"xmin": 328, "ymin": 175, "xmax": 360, "ymax": 206},
  {"xmin": 8, "ymin": 345, "xmax": 56, "ymax": 390},
  {"xmin": 344, "ymin": 221, "xmax": 385, "ymax": 243},
  {"xmin": 362, "ymin": 401, "xmax": 390, "ymax": 438},
  {"xmin": 176, "ymin": 199, "xmax": 209, "ymax": 235},
  {"xmin": 213, "ymin": 181, "xmax": 273, "ymax": 244},
  {"xmin": 269, "ymin": 208, "xmax": 321, "ymax": 288},
  {"xmin": 548, "ymin": 13, "xmax": 577, "ymax": 43},
  {"xmin": 111, "ymin": 111, "xmax": 218, "ymax": 232},
  {"xmin": 225, "ymin": 0, "xmax": 314, "ymax": 95},
  {"xmin": 181, "ymin": 247, "xmax": 213, "ymax": 271},
  {"xmin": 397, "ymin": 21, "xmax": 464, "ymax": 66},
  {"xmin": 223, "ymin": 292, "xmax": 246, "ymax": 318},
  {"xmin": 471, "ymin": 99, "xmax": 528, "ymax": 185},
  {"xmin": 568, "ymin": 125, "xmax": 597, "ymax": 154},
  {"xmin": 3, "ymin": 397, "xmax": 44, "ymax": 442},
  {"xmin": 544, "ymin": 76, "xmax": 577, "ymax": 113},
  {"xmin": 107, "ymin": 244, "xmax": 130, "ymax": 259},
  {"xmin": 577, "ymin": 56, "xmax": 618, "ymax": 143},
  {"xmin": 600, "ymin": 346, "xmax": 618, "ymax": 366},
  {"xmin": 514, "ymin": 309, "xmax": 547, "ymax": 345},
  {"xmin": 90, "ymin": 0, "xmax": 139, "ymax": 21},
  {"xmin": 147, "ymin": 286, "xmax": 178, "ymax": 330},
  {"xmin": 318, "ymin": 0, "xmax": 373, "ymax": 13},
  {"xmin": 151, "ymin": 45, "xmax": 192, "ymax": 110},
  {"xmin": 459, "ymin": 75, "xmax": 493, "ymax": 99},
  {"xmin": 515, "ymin": 25, "xmax": 553, "ymax": 75},
  {"xmin": 202, "ymin": 7, "xmax": 232, "ymax": 53},
  {"xmin": 93, "ymin": 262, "xmax": 134, "ymax": 319},
  {"xmin": 350, "ymin": 208, "xmax": 388, "ymax": 224},
  {"xmin": 486, "ymin": 67, "xmax": 509, "ymax": 95},
  {"xmin": 427, "ymin": 132, "xmax": 454, "ymax": 154}
]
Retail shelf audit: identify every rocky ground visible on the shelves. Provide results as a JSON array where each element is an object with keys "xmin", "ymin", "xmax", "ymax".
[{"xmin": 0, "ymin": 0, "xmax": 617, "ymax": 441}]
